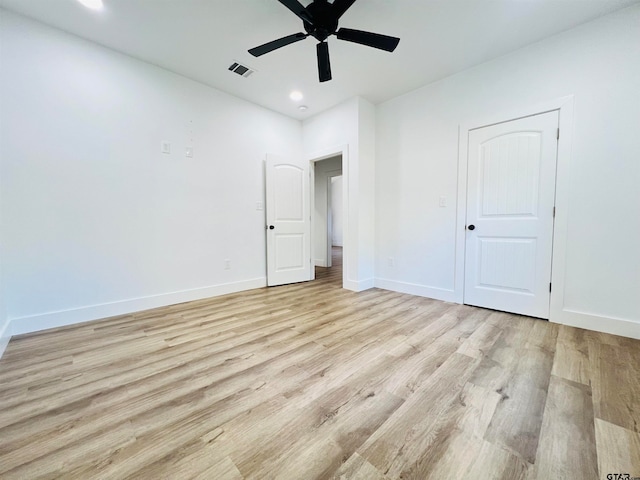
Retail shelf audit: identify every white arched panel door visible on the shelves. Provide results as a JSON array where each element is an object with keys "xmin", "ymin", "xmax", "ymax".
[
  {"xmin": 464, "ymin": 111, "xmax": 559, "ymax": 319},
  {"xmin": 266, "ymin": 155, "xmax": 312, "ymax": 287}
]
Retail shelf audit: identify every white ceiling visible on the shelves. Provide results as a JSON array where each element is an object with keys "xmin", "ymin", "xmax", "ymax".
[{"xmin": 1, "ymin": 0, "xmax": 637, "ymax": 119}]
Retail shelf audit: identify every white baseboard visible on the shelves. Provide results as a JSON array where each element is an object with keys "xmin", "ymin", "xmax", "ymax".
[
  {"xmin": 375, "ymin": 278, "xmax": 456, "ymax": 303},
  {"xmin": 9, "ymin": 277, "xmax": 267, "ymax": 337},
  {"xmin": 551, "ymin": 308, "xmax": 640, "ymax": 340},
  {"xmin": 344, "ymin": 278, "xmax": 375, "ymax": 292},
  {"xmin": 0, "ymin": 320, "xmax": 11, "ymax": 359}
]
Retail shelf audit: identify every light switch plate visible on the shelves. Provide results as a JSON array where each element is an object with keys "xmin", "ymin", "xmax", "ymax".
[
  {"xmin": 161, "ymin": 141, "xmax": 171, "ymax": 155},
  {"xmin": 185, "ymin": 147, "xmax": 194, "ymax": 158},
  {"xmin": 439, "ymin": 196, "xmax": 447, "ymax": 207}
]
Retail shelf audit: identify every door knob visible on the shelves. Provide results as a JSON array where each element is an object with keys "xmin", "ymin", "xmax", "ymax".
[
  {"xmin": 468, "ymin": 225, "xmax": 476, "ymax": 231},
  {"xmin": 269, "ymin": 225, "xmax": 275, "ymax": 230}
]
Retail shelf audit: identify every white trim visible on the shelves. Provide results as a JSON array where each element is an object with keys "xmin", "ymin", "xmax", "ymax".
[
  {"xmin": 375, "ymin": 278, "xmax": 456, "ymax": 303},
  {"xmin": 9, "ymin": 277, "xmax": 266, "ymax": 336},
  {"xmin": 455, "ymin": 122, "xmax": 467, "ymax": 304},
  {"xmin": 327, "ymin": 175, "xmax": 333, "ymax": 269},
  {"xmin": 548, "ymin": 99, "xmax": 575, "ymax": 328},
  {"xmin": 344, "ymin": 277, "xmax": 375, "ymax": 292},
  {"xmin": 456, "ymin": 95, "xmax": 574, "ymax": 312},
  {"xmin": 553, "ymin": 310, "xmax": 640, "ymax": 340},
  {"xmin": 325, "ymin": 168, "xmax": 342, "ymax": 268},
  {"xmin": 0, "ymin": 321, "xmax": 11, "ymax": 359},
  {"xmin": 315, "ymin": 259, "xmax": 328, "ymax": 267},
  {"xmin": 307, "ymin": 144, "xmax": 349, "ymax": 290}
]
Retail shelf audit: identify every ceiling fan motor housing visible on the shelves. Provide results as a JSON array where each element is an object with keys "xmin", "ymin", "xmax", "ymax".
[{"xmin": 304, "ymin": 0, "xmax": 339, "ymax": 42}]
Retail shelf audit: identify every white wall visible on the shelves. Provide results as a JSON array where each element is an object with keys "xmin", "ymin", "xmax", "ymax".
[
  {"xmin": 331, "ymin": 176, "xmax": 343, "ymax": 247},
  {"xmin": 0, "ymin": 23, "xmax": 7, "ymax": 353},
  {"xmin": 375, "ymin": 4, "xmax": 640, "ymax": 337},
  {"xmin": 303, "ymin": 97, "xmax": 376, "ymax": 291},
  {"xmin": 2, "ymin": 5, "xmax": 638, "ymax": 346},
  {"xmin": 313, "ymin": 156, "xmax": 341, "ymax": 266},
  {"xmin": 0, "ymin": 11, "xmax": 302, "ymax": 335}
]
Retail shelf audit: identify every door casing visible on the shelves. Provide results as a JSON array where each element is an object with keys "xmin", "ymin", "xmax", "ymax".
[
  {"xmin": 308, "ymin": 145, "xmax": 349, "ymax": 288},
  {"xmin": 455, "ymin": 96, "xmax": 575, "ymax": 324}
]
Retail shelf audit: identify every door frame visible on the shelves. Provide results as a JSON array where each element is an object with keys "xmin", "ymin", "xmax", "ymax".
[
  {"xmin": 325, "ymin": 170, "xmax": 342, "ymax": 268},
  {"xmin": 308, "ymin": 145, "xmax": 349, "ymax": 288},
  {"xmin": 454, "ymin": 95, "xmax": 574, "ymax": 323}
]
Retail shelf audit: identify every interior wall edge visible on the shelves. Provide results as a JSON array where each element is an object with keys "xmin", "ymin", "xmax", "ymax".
[{"xmin": 8, "ymin": 277, "xmax": 267, "ymax": 338}]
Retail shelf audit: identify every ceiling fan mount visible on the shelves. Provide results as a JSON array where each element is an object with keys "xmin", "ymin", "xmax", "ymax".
[
  {"xmin": 249, "ymin": 0, "xmax": 400, "ymax": 82},
  {"xmin": 303, "ymin": 0, "xmax": 338, "ymax": 42}
]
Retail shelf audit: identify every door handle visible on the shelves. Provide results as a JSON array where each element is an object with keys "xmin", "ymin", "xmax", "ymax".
[
  {"xmin": 468, "ymin": 225, "xmax": 476, "ymax": 231},
  {"xmin": 268, "ymin": 225, "xmax": 275, "ymax": 230}
]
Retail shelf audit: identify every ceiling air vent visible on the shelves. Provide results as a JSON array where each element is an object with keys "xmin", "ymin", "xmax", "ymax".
[{"xmin": 228, "ymin": 62, "xmax": 255, "ymax": 78}]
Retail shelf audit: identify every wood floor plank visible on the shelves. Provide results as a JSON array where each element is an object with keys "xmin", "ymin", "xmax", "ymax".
[
  {"xmin": 0, "ymin": 247, "xmax": 638, "ymax": 479},
  {"xmin": 529, "ymin": 376, "xmax": 598, "ymax": 480},
  {"xmin": 382, "ymin": 333, "xmax": 462, "ymax": 399},
  {"xmin": 456, "ymin": 313, "xmax": 504, "ymax": 359},
  {"xmin": 393, "ymin": 382, "xmax": 502, "ymax": 480},
  {"xmin": 124, "ymin": 437, "xmax": 240, "ymax": 480},
  {"xmin": 551, "ymin": 325, "xmax": 592, "ymax": 385},
  {"xmin": 356, "ymin": 353, "xmax": 480, "ymax": 478},
  {"xmin": 469, "ymin": 315, "xmax": 557, "ymax": 464},
  {"xmin": 590, "ymin": 340, "xmax": 640, "ymax": 433},
  {"xmin": 595, "ymin": 419, "xmax": 640, "ymax": 480},
  {"xmin": 482, "ymin": 345, "xmax": 555, "ymax": 464},
  {"xmin": 331, "ymin": 453, "xmax": 389, "ymax": 480},
  {"xmin": 463, "ymin": 439, "xmax": 530, "ymax": 480},
  {"xmin": 189, "ymin": 456, "xmax": 243, "ymax": 480}
]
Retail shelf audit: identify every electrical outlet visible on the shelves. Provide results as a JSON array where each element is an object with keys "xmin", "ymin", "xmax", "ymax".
[
  {"xmin": 256, "ymin": 201, "xmax": 264, "ymax": 211},
  {"xmin": 224, "ymin": 259, "xmax": 231, "ymax": 270},
  {"xmin": 388, "ymin": 257, "xmax": 395, "ymax": 267},
  {"xmin": 161, "ymin": 141, "xmax": 171, "ymax": 154},
  {"xmin": 185, "ymin": 147, "xmax": 194, "ymax": 158},
  {"xmin": 439, "ymin": 196, "xmax": 447, "ymax": 207}
]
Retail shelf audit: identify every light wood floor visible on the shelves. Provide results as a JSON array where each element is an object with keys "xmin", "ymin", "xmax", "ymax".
[{"xmin": 1, "ymin": 247, "xmax": 639, "ymax": 479}]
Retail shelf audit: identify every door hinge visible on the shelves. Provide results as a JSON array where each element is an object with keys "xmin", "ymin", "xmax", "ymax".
[
  {"xmin": 553, "ymin": 206, "xmax": 556, "ymax": 218},
  {"xmin": 549, "ymin": 282, "xmax": 552, "ymax": 292},
  {"xmin": 557, "ymin": 128, "xmax": 560, "ymax": 140}
]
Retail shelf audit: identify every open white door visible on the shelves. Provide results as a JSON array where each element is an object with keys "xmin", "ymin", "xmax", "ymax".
[
  {"xmin": 464, "ymin": 111, "xmax": 559, "ymax": 319},
  {"xmin": 266, "ymin": 154, "xmax": 312, "ymax": 287}
]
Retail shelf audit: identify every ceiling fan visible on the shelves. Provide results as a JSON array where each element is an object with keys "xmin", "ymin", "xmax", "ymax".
[{"xmin": 248, "ymin": 0, "xmax": 400, "ymax": 82}]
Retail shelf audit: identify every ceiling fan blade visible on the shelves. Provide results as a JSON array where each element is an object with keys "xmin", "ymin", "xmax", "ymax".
[
  {"xmin": 277, "ymin": 0, "xmax": 314, "ymax": 24},
  {"xmin": 331, "ymin": 0, "xmax": 358, "ymax": 19},
  {"xmin": 248, "ymin": 32, "xmax": 308, "ymax": 57},
  {"xmin": 317, "ymin": 42, "xmax": 332, "ymax": 82},
  {"xmin": 336, "ymin": 28, "xmax": 400, "ymax": 52}
]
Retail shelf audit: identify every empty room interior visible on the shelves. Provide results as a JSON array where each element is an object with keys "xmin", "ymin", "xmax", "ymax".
[{"xmin": 1, "ymin": 0, "xmax": 639, "ymax": 478}]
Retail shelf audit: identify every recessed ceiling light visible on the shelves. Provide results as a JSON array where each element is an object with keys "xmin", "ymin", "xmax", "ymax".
[
  {"xmin": 298, "ymin": 105, "xmax": 308, "ymax": 111},
  {"xmin": 77, "ymin": 0, "xmax": 104, "ymax": 11},
  {"xmin": 289, "ymin": 91, "xmax": 304, "ymax": 102}
]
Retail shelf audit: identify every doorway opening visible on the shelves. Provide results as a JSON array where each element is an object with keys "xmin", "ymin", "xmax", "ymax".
[{"xmin": 312, "ymin": 155, "xmax": 343, "ymax": 285}]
